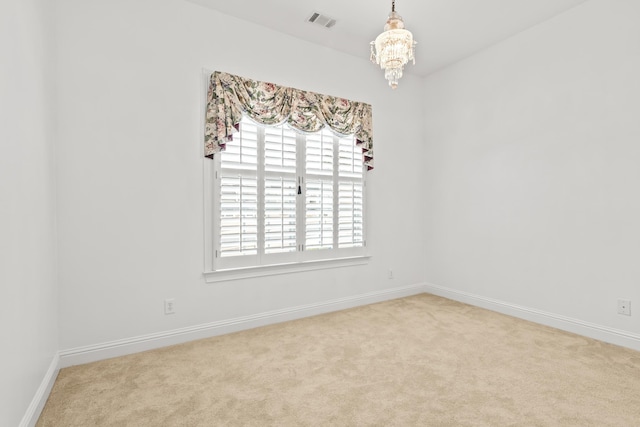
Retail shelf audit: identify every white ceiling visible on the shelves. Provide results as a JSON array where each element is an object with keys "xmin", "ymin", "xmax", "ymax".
[{"xmin": 187, "ymin": 0, "xmax": 588, "ymax": 76}]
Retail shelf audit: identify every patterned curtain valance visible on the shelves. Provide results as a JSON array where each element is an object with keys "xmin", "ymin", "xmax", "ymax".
[{"xmin": 204, "ymin": 71, "xmax": 374, "ymax": 170}]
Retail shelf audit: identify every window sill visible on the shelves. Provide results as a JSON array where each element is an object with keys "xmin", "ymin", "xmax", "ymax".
[{"xmin": 204, "ymin": 255, "xmax": 371, "ymax": 283}]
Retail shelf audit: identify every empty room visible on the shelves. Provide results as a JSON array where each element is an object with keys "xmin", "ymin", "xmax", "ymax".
[{"xmin": 3, "ymin": 0, "xmax": 640, "ymax": 425}]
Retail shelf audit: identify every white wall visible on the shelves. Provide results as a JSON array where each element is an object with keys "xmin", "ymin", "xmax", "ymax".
[
  {"xmin": 0, "ymin": 0, "xmax": 59, "ymax": 425},
  {"xmin": 423, "ymin": 0, "xmax": 640, "ymax": 338},
  {"xmin": 55, "ymin": 0, "xmax": 425, "ymax": 350}
]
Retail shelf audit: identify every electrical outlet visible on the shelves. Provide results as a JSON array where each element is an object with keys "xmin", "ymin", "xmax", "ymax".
[
  {"xmin": 164, "ymin": 298, "xmax": 175, "ymax": 315},
  {"xmin": 617, "ymin": 299, "xmax": 631, "ymax": 316}
]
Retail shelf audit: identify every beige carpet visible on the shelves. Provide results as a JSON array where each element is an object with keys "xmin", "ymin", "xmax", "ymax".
[{"xmin": 38, "ymin": 294, "xmax": 640, "ymax": 426}]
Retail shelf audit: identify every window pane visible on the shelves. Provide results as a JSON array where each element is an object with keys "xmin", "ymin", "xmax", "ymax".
[
  {"xmin": 264, "ymin": 177, "xmax": 297, "ymax": 254},
  {"xmin": 306, "ymin": 179, "xmax": 333, "ymax": 250}
]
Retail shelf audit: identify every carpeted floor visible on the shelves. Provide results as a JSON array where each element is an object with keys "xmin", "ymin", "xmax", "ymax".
[{"xmin": 37, "ymin": 294, "xmax": 640, "ymax": 426}]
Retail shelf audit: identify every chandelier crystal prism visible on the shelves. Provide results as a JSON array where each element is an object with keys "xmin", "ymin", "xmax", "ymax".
[{"xmin": 370, "ymin": 0, "xmax": 417, "ymax": 89}]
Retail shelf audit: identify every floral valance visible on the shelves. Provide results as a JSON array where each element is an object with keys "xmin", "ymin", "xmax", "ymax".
[{"xmin": 205, "ymin": 71, "xmax": 374, "ymax": 170}]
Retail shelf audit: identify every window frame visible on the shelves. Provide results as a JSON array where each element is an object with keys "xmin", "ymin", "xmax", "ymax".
[{"xmin": 203, "ymin": 116, "xmax": 369, "ymax": 282}]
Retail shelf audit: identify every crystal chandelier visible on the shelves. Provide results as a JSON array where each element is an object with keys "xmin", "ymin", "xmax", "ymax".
[{"xmin": 370, "ymin": 0, "xmax": 417, "ymax": 89}]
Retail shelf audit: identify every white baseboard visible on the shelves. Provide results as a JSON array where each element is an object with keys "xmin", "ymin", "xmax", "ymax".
[
  {"xmin": 19, "ymin": 353, "xmax": 60, "ymax": 427},
  {"xmin": 424, "ymin": 283, "xmax": 640, "ymax": 352},
  {"xmin": 59, "ymin": 283, "xmax": 428, "ymax": 368}
]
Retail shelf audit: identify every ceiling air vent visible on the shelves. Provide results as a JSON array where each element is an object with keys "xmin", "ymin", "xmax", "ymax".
[{"xmin": 307, "ymin": 12, "xmax": 336, "ymax": 29}]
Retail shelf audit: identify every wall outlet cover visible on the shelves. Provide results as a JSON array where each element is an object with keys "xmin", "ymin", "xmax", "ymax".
[
  {"xmin": 164, "ymin": 298, "xmax": 176, "ymax": 315},
  {"xmin": 617, "ymin": 299, "xmax": 631, "ymax": 316}
]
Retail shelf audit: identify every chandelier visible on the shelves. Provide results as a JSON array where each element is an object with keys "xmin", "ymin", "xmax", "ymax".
[{"xmin": 370, "ymin": 0, "xmax": 417, "ymax": 89}]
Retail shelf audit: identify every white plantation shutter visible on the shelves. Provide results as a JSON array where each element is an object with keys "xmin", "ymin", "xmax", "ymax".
[
  {"xmin": 306, "ymin": 129, "xmax": 334, "ymax": 176},
  {"xmin": 264, "ymin": 177, "xmax": 297, "ymax": 254},
  {"xmin": 218, "ymin": 120, "xmax": 259, "ymax": 262},
  {"xmin": 264, "ymin": 124, "xmax": 298, "ymax": 257},
  {"xmin": 338, "ymin": 136, "xmax": 364, "ymax": 249},
  {"xmin": 213, "ymin": 116, "xmax": 365, "ymax": 270},
  {"xmin": 338, "ymin": 182, "xmax": 364, "ymax": 248},
  {"xmin": 219, "ymin": 176, "xmax": 258, "ymax": 256},
  {"xmin": 265, "ymin": 126, "xmax": 297, "ymax": 173},
  {"xmin": 305, "ymin": 179, "xmax": 334, "ymax": 250},
  {"xmin": 338, "ymin": 135, "xmax": 363, "ymax": 179},
  {"xmin": 305, "ymin": 128, "xmax": 334, "ymax": 252},
  {"xmin": 221, "ymin": 121, "xmax": 258, "ymax": 171}
]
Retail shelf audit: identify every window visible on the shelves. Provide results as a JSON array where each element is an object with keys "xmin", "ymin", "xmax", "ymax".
[{"xmin": 210, "ymin": 116, "xmax": 366, "ymax": 272}]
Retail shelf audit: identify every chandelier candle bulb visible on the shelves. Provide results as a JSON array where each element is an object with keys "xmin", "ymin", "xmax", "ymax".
[{"xmin": 370, "ymin": 0, "xmax": 417, "ymax": 89}]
